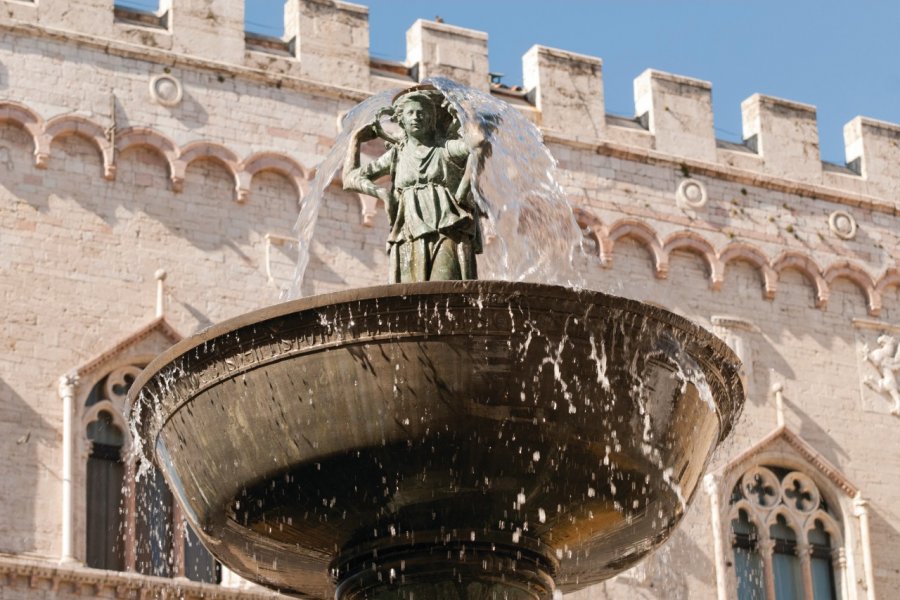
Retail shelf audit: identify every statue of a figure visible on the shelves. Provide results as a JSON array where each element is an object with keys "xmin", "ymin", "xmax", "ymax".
[
  {"xmin": 863, "ymin": 334, "xmax": 900, "ymax": 416},
  {"xmin": 343, "ymin": 85, "xmax": 483, "ymax": 283}
]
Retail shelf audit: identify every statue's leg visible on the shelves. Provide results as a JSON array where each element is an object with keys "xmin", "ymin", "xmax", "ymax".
[
  {"xmin": 456, "ymin": 235, "xmax": 477, "ymax": 280},
  {"xmin": 389, "ymin": 244, "xmax": 400, "ymax": 284},
  {"xmin": 430, "ymin": 235, "xmax": 462, "ymax": 281},
  {"xmin": 400, "ymin": 238, "xmax": 429, "ymax": 283}
]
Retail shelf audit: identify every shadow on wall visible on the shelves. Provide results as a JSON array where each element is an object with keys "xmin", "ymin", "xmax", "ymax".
[
  {"xmin": 565, "ymin": 527, "xmax": 712, "ymax": 600},
  {"xmin": 113, "ymin": 83, "xmax": 210, "ymax": 132},
  {"xmin": 781, "ymin": 395, "xmax": 849, "ymax": 469},
  {"xmin": 865, "ymin": 503, "xmax": 900, "ymax": 583},
  {"xmin": 0, "ymin": 377, "xmax": 52, "ymax": 554},
  {"xmin": 0, "ymin": 122, "xmax": 300, "ymax": 253}
]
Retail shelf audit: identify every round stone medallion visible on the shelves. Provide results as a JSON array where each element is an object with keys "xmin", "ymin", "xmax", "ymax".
[
  {"xmin": 676, "ymin": 178, "xmax": 708, "ymax": 209},
  {"xmin": 149, "ymin": 74, "xmax": 183, "ymax": 107},
  {"xmin": 828, "ymin": 209, "xmax": 857, "ymax": 240}
]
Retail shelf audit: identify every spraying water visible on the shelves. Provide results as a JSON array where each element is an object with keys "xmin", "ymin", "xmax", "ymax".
[{"xmin": 284, "ymin": 78, "xmax": 586, "ymax": 299}]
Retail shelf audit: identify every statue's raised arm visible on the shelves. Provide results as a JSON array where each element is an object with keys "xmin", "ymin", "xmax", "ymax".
[{"xmin": 343, "ymin": 85, "xmax": 484, "ymax": 283}]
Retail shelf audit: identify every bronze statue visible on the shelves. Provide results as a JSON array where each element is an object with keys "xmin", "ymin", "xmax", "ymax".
[{"xmin": 343, "ymin": 85, "xmax": 484, "ymax": 282}]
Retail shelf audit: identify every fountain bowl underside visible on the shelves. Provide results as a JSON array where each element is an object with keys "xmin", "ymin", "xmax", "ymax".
[{"xmin": 131, "ymin": 281, "xmax": 743, "ymax": 599}]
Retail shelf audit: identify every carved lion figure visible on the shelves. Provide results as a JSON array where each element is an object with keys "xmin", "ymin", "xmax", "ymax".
[{"xmin": 863, "ymin": 334, "xmax": 900, "ymax": 416}]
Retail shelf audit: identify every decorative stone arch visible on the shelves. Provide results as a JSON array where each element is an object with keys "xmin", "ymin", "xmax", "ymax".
[
  {"xmin": 875, "ymin": 267, "xmax": 900, "ymax": 300},
  {"xmin": 0, "ymin": 100, "xmax": 45, "ymax": 167},
  {"xmin": 772, "ymin": 251, "xmax": 828, "ymax": 309},
  {"xmin": 705, "ymin": 425, "xmax": 873, "ymax": 600},
  {"xmin": 607, "ymin": 218, "xmax": 666, "ymax": 277},
  {"xmin": 116, "ymin": 127, "xmax": 180, "ymax": 189},
  {"xmin": 174, "ymin": 141, "xmax": 241, "ymax": 198},
  {"xmin": 43, "ymin": 114, "xmax": 116, "ymax": 180},
  {"xmin": 238, "ymin": 151, "xmax": 308, "ymax": 204},
  {"xmin": 718, "ymin": 242, "xmax": 777, "ymax": 300},
  {"xmin": 662, "ymin": 230, "xmax": 720, "ymax": 289},
  {"xmin": 824, "ymin": 260, "xmax": 880, "ymax": 317},
  {"xmin": 61, "ymin": 317, "xmax": 182, "ymax": 566},
  {"xmin": 571, "ymin": 207, "xmax": 611, "ymax": 265}
]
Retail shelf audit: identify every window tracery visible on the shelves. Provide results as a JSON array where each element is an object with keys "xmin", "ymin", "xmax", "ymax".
[
  {"xmin": 729, "ymin": 465, "xmax": 843, "ymax": 600},
  {"xmin": 82, "ymin": 364, "xmax": 219, "ymax": 583}
]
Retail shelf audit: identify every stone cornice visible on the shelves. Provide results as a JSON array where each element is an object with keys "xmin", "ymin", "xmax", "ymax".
[
  {"xmin": 0, "ymin": 554, "xmax": 282, "ymax": 598},
  {"xmin": 544, "ymin": 132, "xmax": 898, "ymax": 217}
]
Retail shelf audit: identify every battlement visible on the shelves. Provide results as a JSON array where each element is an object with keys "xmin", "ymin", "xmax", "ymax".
[{"xmin": 1, "ymin": 0, "xmax": 899, "ymax": 205}]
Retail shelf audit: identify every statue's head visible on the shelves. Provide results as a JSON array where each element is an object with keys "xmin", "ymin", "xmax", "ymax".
[
  {"xmin": 394, "ymin": 92, "xmax": 436, "ymax": 136},
  {"xmin": 390, "ymin": 85, "xmax": 458, "ymax": 141}
]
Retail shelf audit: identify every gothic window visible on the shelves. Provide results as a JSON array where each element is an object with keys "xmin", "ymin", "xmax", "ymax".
[
  {"xmin": 85, "ymin": 409, "xmax": 126, "ymax": 570},
  {"xmin": 729, "ymin": 466, "xmax": 842, "ymax": 600},
  {"xmin": 83, "ymin": 365, "xmax": 219, "ymax": 583}
]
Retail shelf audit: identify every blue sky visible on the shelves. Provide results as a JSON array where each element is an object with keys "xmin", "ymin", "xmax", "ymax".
[{"xmin": 123, "ymin": 1, "xmax": 900, "ymax": 164}]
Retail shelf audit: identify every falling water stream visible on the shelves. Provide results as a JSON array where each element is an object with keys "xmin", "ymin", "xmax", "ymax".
[{"xmin": 284, "ymin": 77, "xmax": 587, "ymax": 299}]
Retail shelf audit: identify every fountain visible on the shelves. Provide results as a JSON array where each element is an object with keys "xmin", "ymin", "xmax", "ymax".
[{"xmin": 129, "ymin": 81, "xmax": 743, "ymax": 599}]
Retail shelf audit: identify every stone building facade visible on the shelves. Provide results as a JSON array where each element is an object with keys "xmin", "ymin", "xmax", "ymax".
[{"xmin": 1, "ymin": 1, "xmax": 898, "ymax": 598}]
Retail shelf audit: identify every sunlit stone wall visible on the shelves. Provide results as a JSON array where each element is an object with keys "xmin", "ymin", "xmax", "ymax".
[{"xmin": 1, "ymin": 1, "xmax": 898, "ymax": 598}]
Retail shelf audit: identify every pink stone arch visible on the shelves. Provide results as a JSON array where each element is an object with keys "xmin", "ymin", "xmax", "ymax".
[
  {"xmin": 44, "ymin": 114, "xmax": 115, "ymax": 179},
  {"xmin": 607, "ymin": 219, "xmax": 666, "ymax": 278}
]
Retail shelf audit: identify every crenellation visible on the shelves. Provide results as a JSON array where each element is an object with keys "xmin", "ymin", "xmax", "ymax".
[
  {"xmin": 523, "ymin": 45, "xmax": 604, "ymax": 142},
  {"xmin": 287, "ymin": 0, "xmax": 369, "ymax": 89},
  {"xmin": 5, "ymin": 1, "xmax": 900, "ymax": 203},
  {"xmin": 843, "ymin": 116, "xmax": 900, "ymax": 203},
  {"xmin": 165, "ymin": 0, "xmax": 244, "ymax": 64},
  {"xmin": 406, "ymin": 19, "xmax": 489, "ymax": 92},
  {"xmin": 38, "ymin": 0, "xmax": 114, "ymax": 39},
  {"xmin": 634, "ymin": 69, "xmax": 717, "ymax": 163},
  {"xmin": 741, "ymin": 94, "xmax": 821, "ymax": 184}
]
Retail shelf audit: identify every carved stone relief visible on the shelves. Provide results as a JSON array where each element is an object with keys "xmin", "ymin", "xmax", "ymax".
[
  {"xmin": 828, "ymin": 210, "xmax": 857, "ymax": 240},
  {"xmin": 854, "ymin": 319, "xmax": 900, "ymax": 417},
  {"xmin": 149, "ymin": 74, "xmax": 183, "ymax": 107},
  {"xmin": 676, "ymin": 178, "xmax": 708, "ymax": 209}
]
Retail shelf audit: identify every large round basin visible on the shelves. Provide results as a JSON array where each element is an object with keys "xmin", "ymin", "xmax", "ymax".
[{"xmin": 130, "ymin": 281, "xmax": 743, "ymax": 599}]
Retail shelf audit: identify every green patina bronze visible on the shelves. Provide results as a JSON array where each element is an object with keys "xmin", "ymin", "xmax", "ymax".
[{"xmin": 343, "ymin": 85, "xmax": 484, "ymax": 283}]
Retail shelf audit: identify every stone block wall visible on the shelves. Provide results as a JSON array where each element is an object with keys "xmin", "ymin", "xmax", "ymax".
[{"xmin": 0, "ymin": 1, "xmax": 897, "ymax": 598}]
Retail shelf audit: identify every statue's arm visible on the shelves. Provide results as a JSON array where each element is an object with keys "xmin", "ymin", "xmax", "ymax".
[
  {"xmin": 343, "ymin": 126, "xmax": 394, "ymax": 204},
  {"xmin": 448, "ymin": 122, "xmax": 488, "ymax": 209}
]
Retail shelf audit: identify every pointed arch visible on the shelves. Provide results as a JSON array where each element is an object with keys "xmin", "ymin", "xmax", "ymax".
[
  {"xmin": 717, "ymin": 242, "xmax": 777, "ymax": 299},
  {"xmin": 803, "ymin": 509, "xmax": 844, "ymax": 547},
  {"xmin": 607, "ymin": 218, "xmax": 666, "ymax": 278},
  {"xmin": 824, "ymin": 260, "xmax": 880, "ymax": 316},
  {"xmin": 772, "ymin": 251, "xmax": 828, "ymax": 309},
  {"xmin": 663, "ymin": 230, "xmax": 720, "ymax": 289},
  {"xmin": 237, "ymin": 152, "xmax": 308, "ymax": 204},
  {"xmin": 44, "ymin": 114, "xmax": 115, "ymax": 179}
]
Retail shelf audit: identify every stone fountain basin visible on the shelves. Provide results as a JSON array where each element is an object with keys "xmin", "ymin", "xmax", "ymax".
[{"xmin": 131, "ymin": 281, "xmax": 742, "ymax": 598}]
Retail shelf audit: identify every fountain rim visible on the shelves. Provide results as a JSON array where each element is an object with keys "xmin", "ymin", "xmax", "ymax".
[{"xmin": 129, "ymin": 279, "xmax": 743, "ymax": 438}]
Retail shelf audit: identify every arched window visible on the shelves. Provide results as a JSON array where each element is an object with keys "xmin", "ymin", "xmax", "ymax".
[
  {"xmin": 729, "ymin": 466, "xmax": 842, "ymax": 600},
  {"xmin": 85, "ymin": 409, "xmax": 126, "ymax": 570},
  {"xmin": 83, "ymin": 365, "xmax": 219, "ymax": 583}
]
